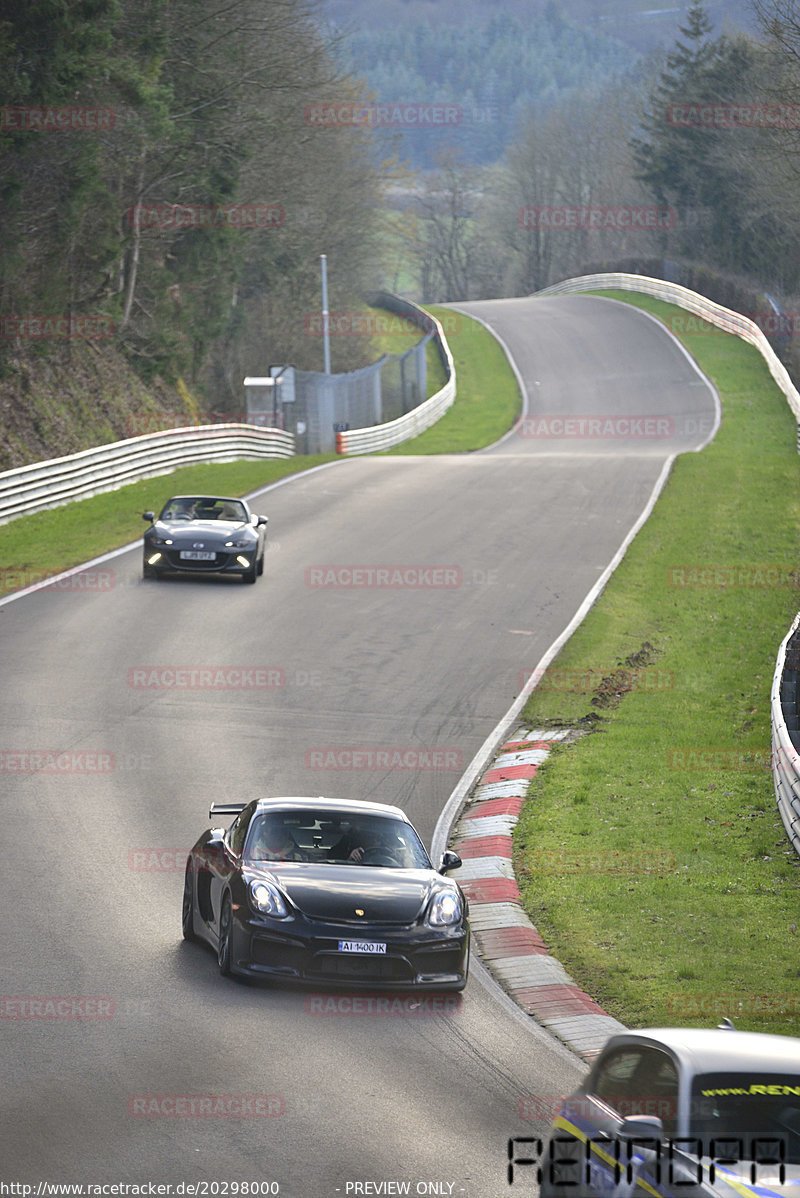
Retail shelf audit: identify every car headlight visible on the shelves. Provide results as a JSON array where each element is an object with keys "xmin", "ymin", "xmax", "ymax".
[
  {"xmin": 427, "ymin": 889, "xmax": 462, "ymax": 927},
  {"xmin": 249, "ymin": 879, "xmax": 289, "ymax": 918},
  {"xmin": 225, "ymin": 538, "xmax": 252, "ymax": 549},
  {"xmin": 149, "ymin": 535, "xmax": 173, "ymax": 546}
]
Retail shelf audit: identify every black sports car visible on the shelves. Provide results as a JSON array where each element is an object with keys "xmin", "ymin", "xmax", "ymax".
[
  {"xmin": 142, "ymin": 495, "xmax": 268, "ymax": 583},
  {"xmin": 182, "ymin": 797, "xmax": 470, "ymax": 990}
]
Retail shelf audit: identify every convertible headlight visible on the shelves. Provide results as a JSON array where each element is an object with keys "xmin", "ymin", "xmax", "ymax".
[
  {"xmin": 249, "ymin": 879, "xmax": 289, "ymax": 918},
  {"xmin": 427, "ymin": 889, "xmax": 461, "ymax": 927},
  {"xmin": 225, "ymin": 538, "xmax": 251, "ymax": 548},
  {"xmin": 150, "ymin": 535, "xmax": 173, "ymax": 546}
]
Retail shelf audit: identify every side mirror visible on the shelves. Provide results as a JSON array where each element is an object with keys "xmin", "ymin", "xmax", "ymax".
[
  {"xmin": 618, "ymin": 1115, "xmax": 664, "ymax": 1172},
  {"xmin": 257, "ymin": 515, "xmax": 268, "ymax": 526},
  {"xmin": 142, "ymin": 511, "xmax": 154, "ymax": 522},
  {"xmin": 619, "ymin": 1115, "xmax": 664, "ymax": 1140},
  {"xmin": 439, "ymin": 850, "xmax": 462, "ymax": 874}
]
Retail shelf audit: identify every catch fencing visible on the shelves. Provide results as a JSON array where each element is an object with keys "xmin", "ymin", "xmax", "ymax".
[
  {"xmin": 246, "ymin": 295, "xmax": 455, "ymax": 455},
  {"xmin": 336, "ymin": 296, "xmax": 455, "ymax": 454},
  {"xmin": 0, "ymin": 424, "xmax": 294, "ymax": 525}
]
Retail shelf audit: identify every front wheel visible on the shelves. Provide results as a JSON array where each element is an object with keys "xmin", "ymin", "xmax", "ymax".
[
  {"xmin": 217, "ymin": 894, "xmax": 234, "ymax": 975},
  {"xmin": 242, "ymin": 559, "xmax": 258, "ymax": 584}
]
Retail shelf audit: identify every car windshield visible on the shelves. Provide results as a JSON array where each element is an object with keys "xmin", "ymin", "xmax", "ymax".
[
  {"xmin": 689, "ymin": 1072, "xmax": 800, "ymax": 1163},
  {"xmin": 244, "ymin": 810, "xmax": 431, "ymax": 868},
  {"xmin": 161, "ymin": 497, "xmax": 247, "ymax": 523}
]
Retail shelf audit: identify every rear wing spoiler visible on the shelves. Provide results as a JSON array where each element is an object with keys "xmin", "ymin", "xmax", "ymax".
[{"xmin": 209, "ymin": 802, "xmax": 246, "ymax": 821}]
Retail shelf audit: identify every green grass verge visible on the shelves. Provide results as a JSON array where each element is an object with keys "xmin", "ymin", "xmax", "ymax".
[
  {"xmin": 0, "ymin": 456, "xmax": 336, "ymax": 594},
  {"xmin": 516, "ymin": 289, "xmax": 800, "ymax": 1034},
  {"xmin": 387, "ymin": 305, "xmax": 521, "ymax": 453}
]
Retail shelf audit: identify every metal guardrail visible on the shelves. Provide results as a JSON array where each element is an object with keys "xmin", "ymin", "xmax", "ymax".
[
  {"xmin": 538, "ymin": 272, "xmax": 800, "ymax": 421},
  {"xmin": 0, "ymin": 424, "xmax": 294, "ymax": 525},
  {"xmin": 772, "ymin": 617, "xmax": 800, "ymax": 858},
  {"xmin": 335, "ymin": 299, "xmax": 455, "ymax": 455},
  {"xmin": 742, "ymin": 542, "xmax": 800, "ymax": 859}
]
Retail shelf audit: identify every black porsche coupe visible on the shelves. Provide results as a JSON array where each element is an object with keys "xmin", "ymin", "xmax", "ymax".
[{"xmin": 182, "ymin": 797, "xmax": 469, "ymax": 990}]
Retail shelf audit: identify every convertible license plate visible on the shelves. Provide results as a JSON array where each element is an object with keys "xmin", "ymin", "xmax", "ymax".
[
  {"xmin": 338, "ymin": 940, "xmax": 386, "ymax": 954},
  {"xmin": 180, "ymin": 551, "xmax": 216, "ymax": 561}
]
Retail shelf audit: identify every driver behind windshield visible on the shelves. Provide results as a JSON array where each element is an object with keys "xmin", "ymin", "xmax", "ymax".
[
  {"xmin": 166, "ymin": 498, "xmax": 197, "ymax": 519},
  {"xmin": 329, "ymin": 819, "xmax": 414, "ymax": 866}
]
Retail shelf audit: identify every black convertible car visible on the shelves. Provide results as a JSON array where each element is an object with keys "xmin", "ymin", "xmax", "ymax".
[
  {"xmin": 142, "ymin": 495, "xmax": 268, "ymax": 583},
  {"xmin": 182, "ymin": 797, "xmax": 469, "ymax": 990}
]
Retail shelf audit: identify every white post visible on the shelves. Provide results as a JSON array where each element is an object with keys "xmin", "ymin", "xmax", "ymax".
[{"xmin": 320, "ymin": 253, "xmax": 331, "ymax": 375}]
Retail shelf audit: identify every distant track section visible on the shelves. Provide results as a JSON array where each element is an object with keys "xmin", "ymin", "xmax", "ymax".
[{"xmin": 539, "ymin": 272, "xmax": 800, "ymax": 422}]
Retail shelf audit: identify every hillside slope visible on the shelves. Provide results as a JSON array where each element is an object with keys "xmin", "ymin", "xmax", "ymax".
[{"xmin": 0, "ymin": 343, "xmax": 200, "ymax": 473}]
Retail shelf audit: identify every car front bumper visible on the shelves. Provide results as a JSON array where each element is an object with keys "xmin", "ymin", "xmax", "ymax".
[
  {"xmin": 230, "ymin": 911, "xmax": 469, "ymax": 990},
  {"xmin": 144, "ymin": 546, "xmax": 258, "ymax": 575}
]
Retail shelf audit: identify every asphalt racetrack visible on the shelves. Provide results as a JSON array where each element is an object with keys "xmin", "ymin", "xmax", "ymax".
[{"xmin": 0, "ymin": 295, "xmax": 717, "ymax": 1195}]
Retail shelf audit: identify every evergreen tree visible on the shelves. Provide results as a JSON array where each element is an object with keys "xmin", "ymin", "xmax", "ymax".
[
  {"xmin": 630, "ymin": 1, "xmax": 795, "ymax": 282},
  {"xmin": 631, "ymin": 2, "xmax": 720, "ymax": 236}
]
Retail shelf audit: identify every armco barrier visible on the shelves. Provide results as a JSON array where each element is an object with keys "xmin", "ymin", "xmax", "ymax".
[
  {"xmin": 537, "ymin": 272, "xmax": 800, "ymax": 421},
  {"xmin": 772, "ymin": 614, "xmax": 800, "ymax": 858},
  {"xmin": 0, "ymin": 424, "xmax": 294, "ymax": 525},
  {"xmin": 335, "ymin": 298, "xmax": 455, "ymax": 454}
]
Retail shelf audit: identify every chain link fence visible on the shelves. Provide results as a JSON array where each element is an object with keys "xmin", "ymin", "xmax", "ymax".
[{"xmin": 244, "ymin": 295, "xmax": 436, "ymax": 454}]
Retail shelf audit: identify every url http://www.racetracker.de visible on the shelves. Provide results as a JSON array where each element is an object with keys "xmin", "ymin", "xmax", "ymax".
[{"xmin": 0, "ymin": 1186, "xmax": 282, "ymax": 1196}]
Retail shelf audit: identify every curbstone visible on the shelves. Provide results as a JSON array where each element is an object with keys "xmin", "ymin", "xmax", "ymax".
[{"xmin": 452, "ymin": 727, "xmax": 626, "ymax": 1060}]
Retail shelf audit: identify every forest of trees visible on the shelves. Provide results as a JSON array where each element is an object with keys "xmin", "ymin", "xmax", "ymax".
[
  {"xmin": 6, "ymin": 0, "xmax": 800, "ymax": 421},
  {"xmin": 0, "ymin": 0, "xmax": 388, "ymax": 408},
  {"xmin": 400, "ymin": 1, "xmax": 800, "ymax": 321},
  {"xmin": 333, "ymin": 3, "xmax": 633, "ymax": 168}
]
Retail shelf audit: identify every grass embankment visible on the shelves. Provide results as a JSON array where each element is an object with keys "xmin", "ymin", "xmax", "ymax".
[{"xmin": 516, "ymin": 290, "xmax": 800, "ymax": 1035}]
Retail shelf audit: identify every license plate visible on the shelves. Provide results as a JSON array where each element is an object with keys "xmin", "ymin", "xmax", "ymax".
[
  {"xmin": 180, "ymin": 551, "xmax": 216, "ymax": 561},
  {"xmin": 338, "ymin": 940, "xmax": 386, "ymax": 954}
]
